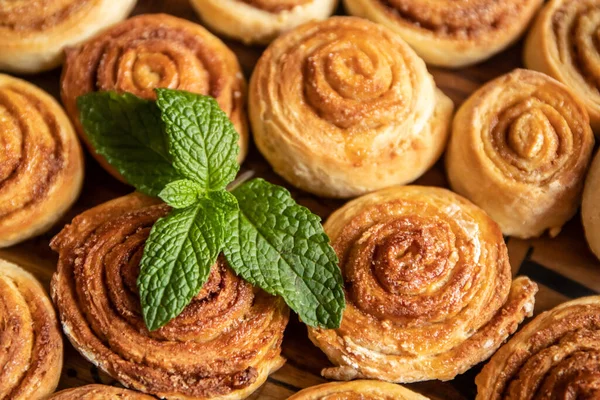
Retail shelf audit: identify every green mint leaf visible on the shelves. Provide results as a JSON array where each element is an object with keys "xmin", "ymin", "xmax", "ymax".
[
  {"xmin": 159, "ymin": 179, "xmax": 203, "ymax": 209},
  {"xmin": 223, "ymin": 178, "xmax": 345, "ymax": 329},
  {"xmin": 155, "ymin": 89, "xmax": 240, "ymax": 191},
  {"xmin": 138, "ymin": 193, "xmax": 227, "ymax": 331},
  {"xmin": 77, "ymin": 92, "xmax": 184, "ymax": 196}
]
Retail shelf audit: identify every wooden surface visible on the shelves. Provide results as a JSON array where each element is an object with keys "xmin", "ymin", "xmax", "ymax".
[{"xmin": 2, "ymin": 1, "xmax": 600, "ymax": 399}]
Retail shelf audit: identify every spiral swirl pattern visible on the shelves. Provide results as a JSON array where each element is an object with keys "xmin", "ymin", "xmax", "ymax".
[
  {"xmin": 288, "ymin": 380, "xmax": 428, "ymax": 400},
  {"xmin": 61, "ymin": 13, "xmax": 248, "ymax": 180},
  {"xmin": 446, "ymin": 69, "xmax": 594, "ymax": 239},
  {"xmin": 476, "ymin": 296, "xmax": 600, "ymax": 399},
  {"xmin": 0, "ymin": 259, "xmax": 63, "ymax": 400},
  {"xmin": 49, "ymin": 385, "xmax": 154, "ymax": 399},
  {"xmin": 249, "ymin": 17, "xmax": 453, "ymax": 198},
  {"xmin": 525, "ymin": 0, "xmax": 600, "ymax": 133},
  {"xmin": 343, "ymin": 0, "xmax": 542, "ymax": 67},
  {"xmin": 0, "ymin": 74, "xmax": 83, "ymax": 248},
  {"xmin": 50, "ymin": 193, "xmax": 289, "ymax": 399},
  {"xmin": 308, "ymin": 186, "xmax": 537, "ymax": 383}
]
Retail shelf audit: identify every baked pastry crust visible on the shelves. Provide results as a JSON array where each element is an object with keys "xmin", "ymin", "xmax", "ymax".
[
  {"xmin": 446, "ymin": 69, "xmax": 594, "ymax": 239},
  {"xmin": 582, "ymin": 151, "xmax": 600, "ymax": 260},
  {"xmin": 476, "ymin": 296, "xmax": 600, "ymax": 399},
  {"xmin": 308, "ymin": 185, "xmax": 538, "ymax": 383},
  {"xmin": 343, "ymin": 0, "xmax": 542, "ymax": 68},
  {"xmin": 287, "ymin": 380, "xmax": 429, "ymax": 399},
  {"xmin": 190, "ymin": 0, "xmax": 338, "ymax": 45},
  {"xmin": 0, "ymin": 0, "xmax": 136, "ymax": 74},
  {"xmin": 50, "ymin": 193, "xmax": 289, "ymax": 400},
  {"xmin": 49, "ymin": 385, "xmax": 154, "ymax": 399},
  {"xmin": 0, "ymin": 74, "xmax": 83, "ymax": 248},
  {"xmin": 61, "ymin": 13, "xmax": 248, "ymax": 182},
  {"xmin": 0, "ymin": 258, "xmax": 63, "ymax": 400},
  {"xmin": 525, "ymin": 0, "xmax": 600, "ymax": 133},
  {"xmin": 250, "ymin": 17, "xmax": 453, "ymax": 198}
]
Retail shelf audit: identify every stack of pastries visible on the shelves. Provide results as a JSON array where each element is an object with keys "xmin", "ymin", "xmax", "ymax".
[{"xmin": 0, "ymin": 0, "xmax": 600, "ymax": 399}]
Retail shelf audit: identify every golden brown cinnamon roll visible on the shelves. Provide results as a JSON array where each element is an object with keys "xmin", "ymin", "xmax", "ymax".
[
  {"xmin": 249, "ymin": 17, "xmax": 453, "ymax": 198},
  {"xmin": 0, "ymin": 259, "xmax": 63, "ymax": 399},
  {"xmin": 476, "ymin": 296, "xmax": 600, "ymax": 399},
  {"xmin": 50, "ymin": 193, "xmax": 289, "ymax": 400},
  {"xmin": 582, "ymin": 151, "xmax": 600, "ymax": 260},
  {"xmin": 525, "ymin": 0, "xmax": 600, "ymax": 133},
  {"xmin": 49, "ymin": 385, "xmax": 154, "ymax": 400},
  {"xmin": 0, "ymin": 74, "xmax": 83, "ymax": 248},
  {"xmin": 308, "ymin": 186, "xmax": 538, "ymax": 383},
  {"xmin": 61, "ymin": 13, "xmax": 248, "ymax": 182},
  {"xmin": 190, "ymin": 0, "xmax": 338, "ymax": 45},
  {"xmin": 288, "ymin": 380, "xmax": 429, "ymax": 399},
  {"xmin": 0, "ymin": 0, "xmax": 136, "ymax": 74},
  {"xmin": 343, "ymin": 0, "xmax": 542, "ymax": 68},
  {"xmin": 446, "ymin": 69, "xmax": 594, "ymax": 239}
]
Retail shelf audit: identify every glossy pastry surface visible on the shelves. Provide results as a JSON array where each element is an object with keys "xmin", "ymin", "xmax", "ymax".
[
  {"xmin": 0, "ymin": 258, "xmax": 63, "ymax": 400},
  {"xmin": 525, "ymin": 0, "xmax": 600, "ymax": 132},
  {"xmin": 49, "ymin": 384, "xmax": 154, "ymax": 399},
  {"xmin": 582, "ymin": 151, "xmax": 600, "ymax": 261},
  {"xmin": 50, "ymin": 193, "xmax": 289, "ymax": 400},
  {"xmin": 190, "ymin": 0, "xmax": 338, "ymax": 45},
  {"xmin": 0, "ymin": 0, "xmax": 136, "ymax": 73},
  {"xmin": 343, "ymin": 0, "xmax": 542, "ymax": 67},
  {"xmin": 476, "ymin": 296, "xmax": 600, "ymax": 399},
  {"xmin": 0, "ymin": 74, "xmax": 83, "ymax": 248},
  {"xmin": 250, "ymin": 17, "xmax": 453, "ymax": 198},
  {"xmin": 308, "ymin": 186, "xmax": 538, "ymax": 382},
  {"xmin": 446, "ymin": 69, "xmax": 594, "ymax": 239},
  {"xmin": 287, "ymin": 380, "xmax": 429, "ymax": 399},
  {"xmin": 61, "ymin": 13, "xmax": 248, "ymax": 181}
]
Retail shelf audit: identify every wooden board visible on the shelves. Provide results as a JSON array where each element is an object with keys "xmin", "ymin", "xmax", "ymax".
[{"xmin": 2, "ymin": 1, "xmax": 599, "ymax": 399}]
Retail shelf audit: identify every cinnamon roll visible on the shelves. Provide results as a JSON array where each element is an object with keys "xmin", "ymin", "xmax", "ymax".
[
  {"xmin": 446, "ymin": 69, "xmax": 594, "ymax": 239},
  {"xmin": 61, "ymin": 13, "xmax": 248, "ymax": 182},
  {"xmin": 0, "ymin": 258, "xmax": 63, "ymax": 399},
  {"xmin": 249, "ymin": 17, "xmax": 453, "ymax": 198},
  {"xmin": 308, "ymin": 186, "xmax": 538, "ymax": 383},
  {"xmin": 0, "ymin": 74, "xmax": 83, "ymax": 248},
  {"xmin": 476, "ymin": 296, "xmax": 600, "ymax": 399},
  {"xmin": 525, "ymin": 0, "xmax": 600, "ymax": 133},
  {"xmin": 288, "ymin": 380, "xmax": 429, "ymax": 399},
  {"xmin": 343, "ymin": 0, "xmax": 542, "ymax": 68},
  {"xmin": 583, "ymin": 151, "xmax": 600, "ymax": 261},
  {"xmin": 50, "ymin": 193, "xmax": 289, "ymax": 400},
  {"xmin": 190, "ymin": 0, "xmax": 338, "ymax": 45},
  {"xmin": 49, "ymin": 385, "xmax": 154, "ymax": 399},
  {"xmin": 0, "ymin": 0, "xmax": 136, "ymax": 74}
]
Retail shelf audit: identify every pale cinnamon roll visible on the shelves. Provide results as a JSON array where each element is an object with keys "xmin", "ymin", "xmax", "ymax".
[
  {"xmin": 476, "ymin": 296, "xmax": 600, "ymax": 399},
  {"xmin": 525, "ymin": 0, "xmax": 600, "ymax": 133},
  {"xmin": 190, "ymin": 0, "xmax": 338, "ymax": 45},
  {"xmin": 0, "ymin": 259, "xmax": 63, "ymax": 400},
  {"xmin": 49, "ymin": 385, "xmax": 154, "ymax": 399},
  {"xmin": 0, "ymin": 0, "xmax": 136, "ymax": 74},
  {"xmin": 308, "ymin": 186, "xmax": 538, "ymax": 383},
  {"xmin": 61, "ymin": 13, "xmax": 248, "ymax": 182},
  {"xmin": 343, "ymin": 0, "xmax": 542, "ymax": 68},
  {"xmin": 288, "ymin": 380, "xmax": 429, "ymax": 399},
  {"xmin": 446, "ymin": 69, "xmax": 594, "ymax": 239},
  {"xmin": 249, "ymin": 17, "xmax": 453, "ymax": 198},
  {"xmin": 0, "ymin": 74, "xmax": 83, "ymax": 248},
  {"xmin": 51, "ymin": 193, "xmax": 289, "ymax": 400}
]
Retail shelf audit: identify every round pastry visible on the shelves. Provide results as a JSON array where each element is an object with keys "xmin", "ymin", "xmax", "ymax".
[
  {"xmin": 288, "ymin": 380, "xmax": 429, "ymax": 399},
  {"xmin": 0, "ymin": 0, "xmax": 136, "ymax": 74},
  {"xmin": 476, "ymin": 296, "xmax": 600, "ymax": 399},
  {"xmin": 582, "ymin": 151, "xmax": 600, "ymax": 260},
  {"xmin": 0, "ymin": 74, "xmax": 84, "ymax": 248},
  {"xmin": 61, "ymin": 13, "xmax": 248, "ymax": 182},
  {"xmin": 343, "ymin": 0, "xmax": 543, "ymax": 68},
  {"xmin": 446, "ymin": 69, "xmax": 594, "ymax": 239},
  {"xmin": 190, "ymin": 0, "xmax": 338, "ymax": 45},
  {"xmin": 0, "ymin": 258, "xmax": 63, "ymax": 399},
  {"xmin": 50, "ymin": 193, "xmax": 289, "ymax": 400},
  {"xmin": 525, "ymin": 0, "xmax": 600, "ymax": 133},
  {"xmin": 249, "ymin": 17, "xmax": 454, "ymax": 198},
  {"xmin": 49, "ymin": 385, "xmax": 154, "ymax": 399},
  {"xmin": 308, "ymin": 185, "xmax": 538, "ymax": 383}
]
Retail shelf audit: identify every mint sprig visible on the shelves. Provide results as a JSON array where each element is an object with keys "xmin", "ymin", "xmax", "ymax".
[{"xmin": 78, "ymin": 89, "xmax": 345, "ymax": 331}]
